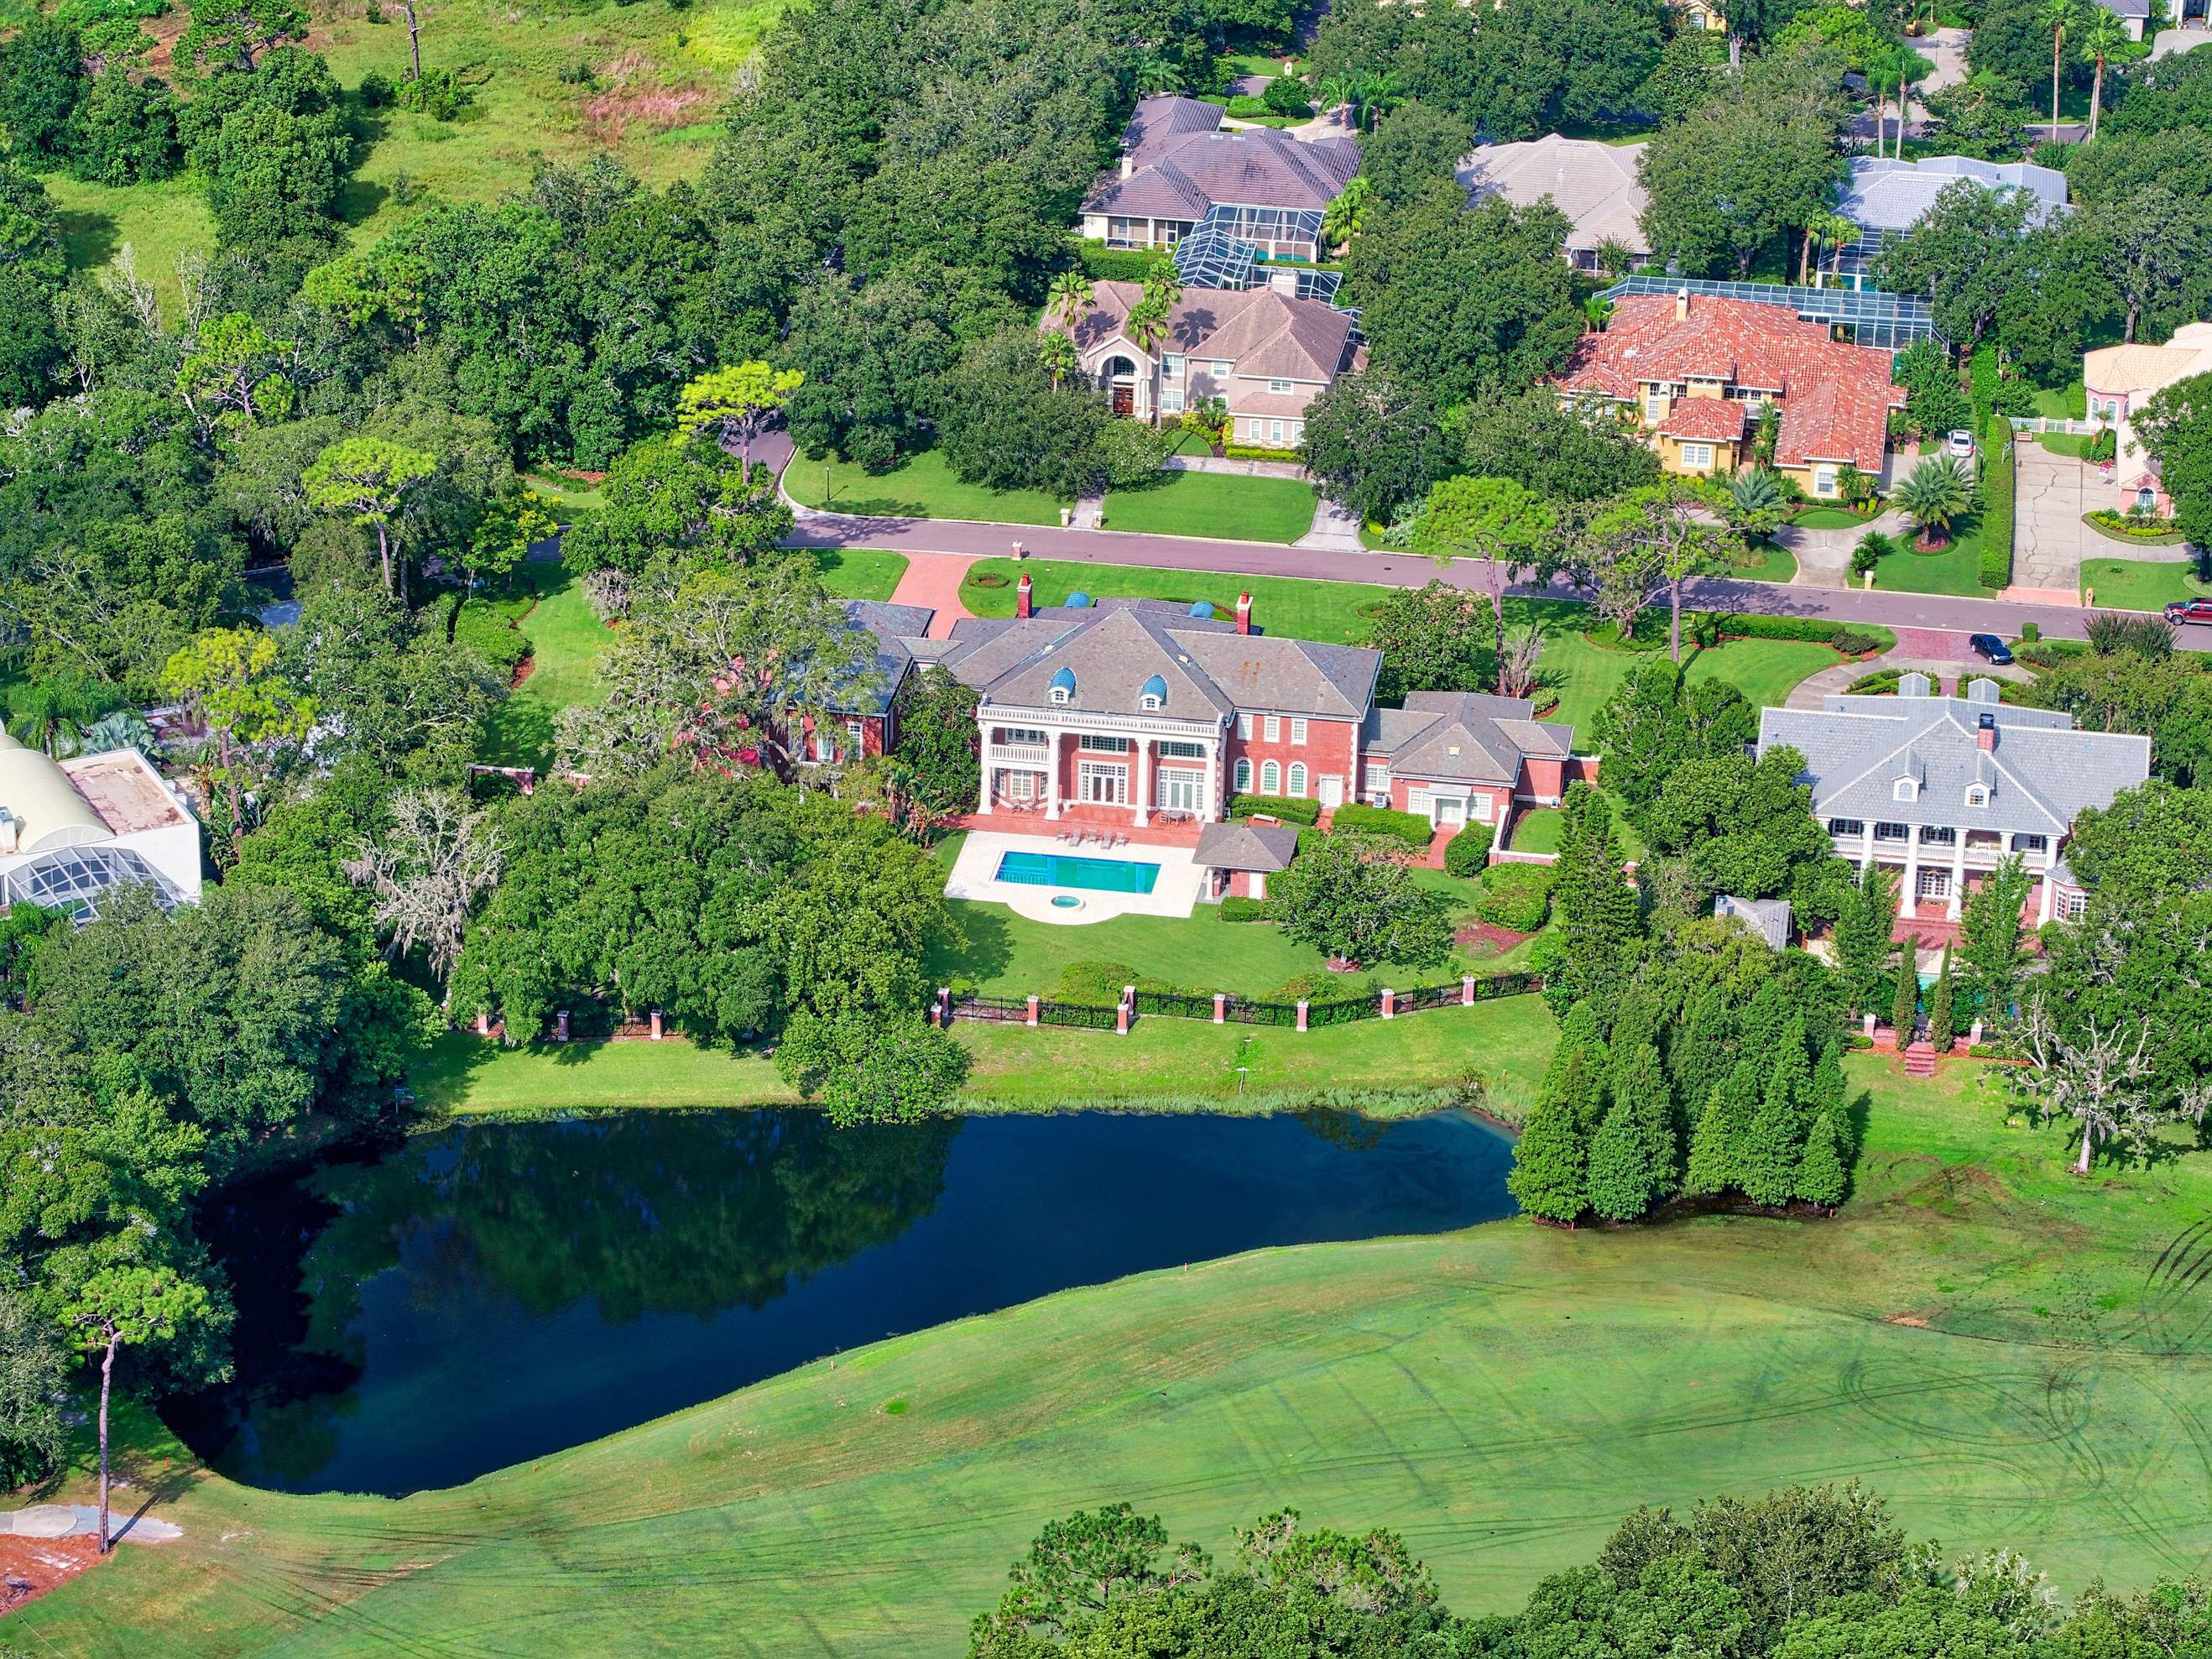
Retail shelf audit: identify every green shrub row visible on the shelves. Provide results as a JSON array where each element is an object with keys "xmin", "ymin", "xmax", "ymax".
[
  {"xmin": 1472, "ymin": 863, "xmax": 1554, "ymax": 931},
  {"xmin": 1694, "ymin": 612, "xmax": 1891, "ymax": 656},
  {"xmin": 1222, "ymin": 444, "xmax": 1302, "ymax": 462},
  {"xmin": 1218, "ymin": 896, "xmax": 1271, "ymax": 922},
  {"xmin": 1442, "ymin": 822, "xmax": 1495, "ymax": 877},
  {"xmin": 452, "ymin": 605, "xmax": 530, "ymax": 675},
  {"xmin": 1226, "ymin": 794, "xmax": 1323, "ymax": 826},
  {"xmin": 1328, "ymin": 802, "xmax": 1435, "ymax": 848},
  {"xmin": 1979, "ymin": 415, "xmax": 2014, "ymax": 591},
  {"xmin": 1072, "ymin": 239, "xmax": 1159, "ymax": 283},
  {"xmin": 1846, "ymin": 668, "xmax": 1902, "ymax": 696}
]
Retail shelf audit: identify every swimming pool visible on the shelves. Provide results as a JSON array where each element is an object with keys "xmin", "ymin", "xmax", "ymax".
[{"xmin": 995, "ymin": 849, "xmax": 1161, "ymax": 894}]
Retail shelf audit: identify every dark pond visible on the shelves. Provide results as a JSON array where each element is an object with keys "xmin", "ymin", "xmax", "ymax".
[{"xmin": 172, "ymin": 1108, "xmax": 1516, "ymax": 1497}]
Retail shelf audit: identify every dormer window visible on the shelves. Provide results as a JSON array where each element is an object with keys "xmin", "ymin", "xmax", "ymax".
[
  {"xmin": 1893, "ymin": 779, "xmax": 1917, "ymax": 801},
  {"xmin": 1965, "ymin": 784, "xmax": 1990, "ymax": 808},
  {"xmin": 1048, "ymin": 665, "xmax": 1076, "ymax": 707},
  {"xmin": 1140, "ymin": 694, "xmax": 1161, "ymax": 711},
  {"xmin": 1139, "ymin": 672, "xmax": 1167, "ymax": 712}
]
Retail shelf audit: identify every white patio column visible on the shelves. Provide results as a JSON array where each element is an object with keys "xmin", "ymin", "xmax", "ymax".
[
  {"xmin": 976, "ymin": 717, "xmax": 993, "ymax": 816},
  {"xmin": 1858, "ymin": 827, "xmax": 1873, "ymax": 875},
  {"xmin": 1044, "ymin": 730, "xmax": 1063, "ymax": 822},
  {"xmin": 1134, "ymin": 738, "xmax": 1152, "ymax": 827},
  {"xmin": 1949, "ymin": 831, "xmax": 1967, "ymax": 919},
  {"xmin": 1902, "ymin": 833, "xmax": 1920, "ymax": 917}
]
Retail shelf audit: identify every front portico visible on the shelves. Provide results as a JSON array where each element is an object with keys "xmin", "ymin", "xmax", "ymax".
[{"xmin": 978, "ymin": 707, "xmax": 1227, "ymax": 829}]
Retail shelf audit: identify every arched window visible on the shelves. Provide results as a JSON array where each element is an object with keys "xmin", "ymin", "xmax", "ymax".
[
  {"xmin": 1893, "ymin": 779, "xmax": 1916, "ymax": 801},
  {"xmin": 1287, "ymin": 763, "xmax": 1307, "ymax": 798},
  {"xmin": 1234, "ymin": 758, "xmax": 1254, "ymax": 792},
  {"xmin": 1260, "ymin": 759, "xmax": 1281, "ymax": 794}
]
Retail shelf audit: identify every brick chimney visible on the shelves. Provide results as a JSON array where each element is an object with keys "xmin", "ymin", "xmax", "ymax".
[
  {"xmin": 1235, "ymin": 592, "xmax": 1252, "ymax": 635},
  {"xmin": 1674, "ymin": 286, "xmax": 1691, "ymax": 321},
  {"xmin": 1017, "ymin": 571, "xmax": 1033, "ymax": 618},
  {"xmin": 1120, "ymin": 154, "xmax": 1134, "ymax": 180},
  {"xmin": 1977, "ymin": 712, "xmax": 1996, "ymax": 751}
]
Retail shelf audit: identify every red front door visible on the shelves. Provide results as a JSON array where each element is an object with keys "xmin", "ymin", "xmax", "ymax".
[{"xmin": 1111, "ymin": 385, "xmax": 1134, "ymax": 415}]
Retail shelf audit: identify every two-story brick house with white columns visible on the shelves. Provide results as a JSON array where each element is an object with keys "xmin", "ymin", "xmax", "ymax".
[
  {"xmin": 1757, "ymin": 676, "xmax": 2152, "ymax": 930},
  {"xmin": 940, "ymin": 591, "xmax": 1376, "ymax": 829}
]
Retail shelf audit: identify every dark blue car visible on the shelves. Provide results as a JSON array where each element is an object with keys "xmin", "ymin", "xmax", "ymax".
[{"xmin": 1969, "ymin": 634, "xmax": 2014, "ymax": 665}]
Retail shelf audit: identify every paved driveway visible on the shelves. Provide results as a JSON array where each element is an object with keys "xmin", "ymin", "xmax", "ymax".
[{"xmin": 2013, "ymin": 441, "xmax": 2099, "ymax": 595}]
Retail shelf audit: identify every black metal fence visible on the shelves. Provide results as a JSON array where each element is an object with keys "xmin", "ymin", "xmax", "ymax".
[
  {"xmin": 1395, "ymin": 981, "xmax": 1467, "ymax": 1015},
  {"xmin": 1220, "ymin": 997, "xmax": 1300, "ymax": 1027}
]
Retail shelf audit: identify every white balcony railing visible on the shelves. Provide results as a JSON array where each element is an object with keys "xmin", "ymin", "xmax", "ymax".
[{"xmin": 989, "ymin": 744, "xmax": 1051, "ymax": 766}]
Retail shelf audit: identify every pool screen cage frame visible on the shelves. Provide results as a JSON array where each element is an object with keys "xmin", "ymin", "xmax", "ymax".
[
  {"xmin": 0, "ymin": 844, "xmax": 185, "ymax": 924},
  {"xmin": 1598, "ymin": 274, "xmax": 1944, "ymax": 350}
]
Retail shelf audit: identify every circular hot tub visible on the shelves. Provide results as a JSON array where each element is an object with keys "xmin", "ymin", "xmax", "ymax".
[{"xmin": 1050, "ymin": 895, "xmax": 1083, "ymax": 911}]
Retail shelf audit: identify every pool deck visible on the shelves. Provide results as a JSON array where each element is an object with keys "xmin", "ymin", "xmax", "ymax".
[{"xmin": 944, "ymin": 830, "xmax": 1206, "ymax": 924}]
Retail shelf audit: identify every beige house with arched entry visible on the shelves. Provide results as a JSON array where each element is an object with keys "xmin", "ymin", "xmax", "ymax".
[{"xmin": 2084, "ymin": 321, "xmax": 2212, "ymax": 519}]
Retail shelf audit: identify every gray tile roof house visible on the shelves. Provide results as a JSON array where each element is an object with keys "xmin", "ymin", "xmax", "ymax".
[
  {"xmin": 1361, "ymin": 693, "xmax": 1576, "ymax": 785},
  {"xmin": 1082, "ymin": 125, "xmax": 1360, "ymax": 226},
  {"xmin": 831, "ymin": 601, "xmax": 936, "ymax": 715},
  {"xmin": 1192, "ymin": 818, "xmax": 1302, "ymax": 874},
  {"xmin": 1756, "ymin": 676, "xmax": 2150, "ymax": 840},
  {"xmin": 1457, "ymin": 135, "xmax": 1651, "ymax": 266},
  {"xmin": 1123, "ymin": 95, "xmax": 1224, "ymax": 168},
  {"xmin": 1839, "ymin": 156, "xmax": 2069, "ymax": 237},
  {"xmin": 942, "ymin": 599, "xmax": 1379, "ymax": 722}
]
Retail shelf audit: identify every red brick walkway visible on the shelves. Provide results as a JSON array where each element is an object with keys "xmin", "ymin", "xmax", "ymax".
[{"xmin": 887, "ymin": 551, "xmax": 978, "ymax": 639}]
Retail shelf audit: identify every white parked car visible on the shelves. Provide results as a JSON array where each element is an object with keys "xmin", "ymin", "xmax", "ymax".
[{"xmin": 1944, "ymin": 429, "xmax": 1977, "ymax": 461}]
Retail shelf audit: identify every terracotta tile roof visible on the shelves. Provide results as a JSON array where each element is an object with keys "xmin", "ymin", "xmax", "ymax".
[
  {"xmin": 1051, "ymin": 281, "xmax": 1357, "ymax": 386},
  {"xmin": 1660, "ymin": 398, "xmax": 1747, "ymax": 441},
  {"xmin": 1553, "ymin": 293, "xmax": 1902, "ymax": 473}
]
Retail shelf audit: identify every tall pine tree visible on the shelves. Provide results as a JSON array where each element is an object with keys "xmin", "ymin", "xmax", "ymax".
[
  {"xmin": 1831, "ymin": 865, "xmax": 1898, "ymax": 1018},
  {"xmin": 1742, "ymin": 1015, "xmax": 1813, "ymax": 1207},
  {"xmin": 1510, "ymin": 1043, "xmax": 1602, "ymax": 1223},
  {"xmin": 1795, "ymin": 1109, "xmax": 1849, "ymax": 1212},
  {"xmin": 1928, "ymin": 943, "xmax": 1956, "ymax": 1055},
  {"xmin": 1610, "ymin": 1035, "xmax": 1680, "ymax": 1208},
  {"xmin": 1958, "ymin": 854, "xmax": 2032, "ymax": 1036},
  {"xmin": 1544, "ymin": 785, "xmax": 1641, "ymax": 1020},
  {"xmin": 1890, "ymin": 942, "xmax": 1921, "ymax": 1045},
  {"xmin": 1587, "ymin": 1097, "xmax": 1656, "ymax": 1222},
  {"xmin": 1667, "ymin": 985, "xmax": 1735, "ymax": 1120},
  {"xmin": 1685, "ymin": 1056, "xmax": 1762, "ymax": 1197},
  {"xmin": 1539, "ymin": 1001, "xmax": 1611, "ymax": 1135}
]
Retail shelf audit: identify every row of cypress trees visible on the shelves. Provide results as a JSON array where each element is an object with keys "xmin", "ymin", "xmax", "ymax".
[{"xmin": 1508, "ymin": 980, "xmax": 1858, "ymax": 1225}]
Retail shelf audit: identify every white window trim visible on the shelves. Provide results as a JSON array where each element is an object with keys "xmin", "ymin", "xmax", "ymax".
[
  {"xmin": 1286, "ymin": 763, "xmax": 1307, "ymax": 798},
  {"xmin": 1234, "ymin": 757, "xmax": 1254, "ymax": 791},
  {"xmin": 1260, "ymin": 759, "xmax": 1281, "ymax": 793},
  {"xmin": 1236, "ymin": 712, "xmax": 1254, "ymax": 740},
  {"xmin": 1263, "ymin": 715, "xmax": 1281, "ymax": 742},
  {"xmin": 1679, "ymin": 442, "xmax": 1714, "ymax": 469},
  {"xmin": 1290, "ymin": 718, "xmax": 1308, "ymax": 745}
]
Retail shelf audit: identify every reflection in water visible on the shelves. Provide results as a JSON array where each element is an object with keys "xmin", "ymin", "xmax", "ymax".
[{"xmin": 175, "ymin": 1107, "xmax": 1513, "ymax": 1496}]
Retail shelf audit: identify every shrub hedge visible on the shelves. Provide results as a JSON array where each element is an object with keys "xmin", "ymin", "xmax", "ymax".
[
  {"xmin": 1073, "ymin": 240, "xmax": 1158, "ymax": 282},
  {"xmin": 1442, "ymin": 822, "xmax": 1495, "ymax": 877},
  {"xmin": 1473, "ymin": 863, "xmax": 1554, "ymax": 931},
  {"xmin": 1979, "ymin": 414, "xmax": 2014, "ymax": 591},
  {"xmin": 1707, "ymin": 612, "xmax": 1891, "ymax": 655},
  {"xmin": 1218, "ymin": 896, "xmax": 1270, "ymax": 922},
  {"xmin": 1328, "ymin": 802, "xmax": 1435, "ymax": 848},
  {"xmin": 453, "ymin": 607, "xmax": 530, "ymax": 676},
  {"xmin": 1227, "ymin": 794, "xmax": 1323, "ymax": 826}
]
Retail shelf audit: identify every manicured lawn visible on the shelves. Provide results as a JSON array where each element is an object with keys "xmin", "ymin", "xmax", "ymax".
[
  {"xmin": 521, "ymin": 472, "xmax": 608, "ymax": 515},
  {"xmin": 1688, "ymin": 636, "xmax": 1839, "ymax": 710},
  {"xmin": 815, "ymin": 548, "xmax": 910, "ymax": 601},
  {"xmin": 784, "ymin": 447, "xmax": 1069, "ymax": 526},
  {"xmin": 476, "ymin": 561, "xmax": 613, "ymax": 770},
  {"xmin": 2031, "ymin": 378, "xmax": 2087, "ymax": 421},
  {"xmin": 2079, "ymin": 556, "xmax": 2212, "ymax": 613},
  {"xmin": 409, "ymin": 992, "xmax": 1551, "ymax": 1118},
  {"xmin": 29, "ymin": 1056, "xmax": 2212, "ymax": 1653},
  {"xmin": 1730, "ymin": 539, "xmax": 1798, "ymax": 583},
  {"xmin": 1509, "ymin": 795, "xmax": 1645, "ymax": 859},
  {"xmin": 1789, "ymin": 506, "xmax": 1865, "ymax": 530},
  {"xmin": 1099, "ymin": 471, "xmax": 1319, "ymax": 543},
  {"xmin": 2036, "ymin": 431, "xmax": 2091, "ymax": 459},
  {"xmin": 1870, "ymin": 517, "xmax": 1995, "ymax": 597},
  {"xmin": 1538, "ymin": 631, "xmax": 1838, "ymax": 735}
]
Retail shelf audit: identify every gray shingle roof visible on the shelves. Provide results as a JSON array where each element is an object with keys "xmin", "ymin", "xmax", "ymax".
[
  {"xmin": 827, "ymin": 601, "xmax": 935, "ymax": 715},
  {"xmin": 1083, "ymin": 128, "xmax": 1360, "ymax": 220},
  {"xmin": 1194, "ymin": 819, "xmax": 1302, "ymax": 873},
  {"xmin": 1457, "ymin": 135, "xmax": 1650, "ymax": 254},
  {"xmin": 1839, "ymin": 156, "xmax": 2069, "ymax": 235},
  {"xmin": 1124, "ymin": 96, "xmax": 1223, "ymax": 168},
  {"xmin": 1756, "ymin": 690, "xmax": 2150, "ymax": 837},
  {"xmin": 940, "ymin": 603, "xmax": 1380, "ymax": 722},
  {"xmin": 1361, "ymin": 693, "xmax": 1575, "ymax": 785}
]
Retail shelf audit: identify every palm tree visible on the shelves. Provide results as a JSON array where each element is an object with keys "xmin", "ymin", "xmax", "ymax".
[
  {"xmin": 1316, "ymin": 73, "xmax": 1355, "ymax": 120},
  {"xmin": 1725, "ymin": 467, "xmax": 1792, "ymax": 542},
  {"xmin": 1820, "ymin": 212, "xmax": 1860, "ymax": 283},
  {"xmin": 2039, "ymin": 0, "xmax": 2083, "ymax": 141},
  {"xmin": 1047, "ymin": 270, "xmax": 1094, "ymax": 331},
  {"xmin": 1037, "ymin": 331, "xmax": 1078, "ymax": 391},
  {"xmin": 1594, "ymin": 237, "xmax": 1636, "ymax": 279},
  {"xmin": 1134, "ymin": 55, "xmax": 1182, "ymax": 97},
  {"xmin": 1352, "ymin": 68, "xmax": 1403, "ymax": 132},
  {"xmin": 1896, "ymin": 456, "xmax": 1975, "ymax": 550},
  {"xmin": 1321, "ymin": 175, "xmax": 1371, "ymax": 251},
  {"xmin": 2079, "ymin": 7, "xmax": 2127, "ymax": 142}
]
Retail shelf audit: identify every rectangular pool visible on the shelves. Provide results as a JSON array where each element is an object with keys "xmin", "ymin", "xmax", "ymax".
[{"xmin": 995, "ymin": 849, "xmax": 1161, "ymax": 894}]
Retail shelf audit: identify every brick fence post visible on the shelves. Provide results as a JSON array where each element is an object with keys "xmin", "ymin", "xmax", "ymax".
[
  {"xmin": 1380, "ymin": 988, "xmax": 1396, "ymax": 1020},
  {"xmin": 554, "ymin": 1010, "xmax": 569, "ymax": 1043},
  {"xmin": 1461, "ymin": 974, "xmax": 1475, "ymax": 1006},
  {"xmin": 1025, "ymin": 994, "xmax": 1040, "ymax": 1027},
  {"xmin": 1213, "ymin": 992, "xmax": 1226, "ymax": 1025},
  {"xmin": 937, "ymin": 987, "xmax": 952, "ymax": 1028},
  {"xmin": 650, "ymin": 1009, "xmax": 663, "ymax": 1041},
  {"xmin": 475, "ymin": 1010, "xmax": 489, "ymax": 1037},
  {"xmin": 1863, "ymin": 1010, "xmax": 1877, "ymax": 1041},
  {"xmin": 1296, "ymin": 999, "xmax": 1309, "ymax": 1033}
]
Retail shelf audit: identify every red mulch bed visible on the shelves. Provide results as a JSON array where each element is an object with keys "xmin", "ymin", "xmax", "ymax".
[
  {"xmin": 1, "ymin": 1531, "xmax": 102, "ymax": 1615},
  {"xmin": 510, "ymin": 653, "xmax": 538, "ymax": 689},
  {"xmin": 1454, "ymin": 921, "xmax": 1532, "ymax": 957}
]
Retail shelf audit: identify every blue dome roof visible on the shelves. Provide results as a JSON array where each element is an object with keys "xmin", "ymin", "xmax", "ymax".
[
  {"xmin": 1067, "ymin": 591, "xmax": 1093, "ymax": 608},
  {"xmin": 1049, "ymin": 665, "xmax": 1077, "ymax": 694},
  {"xmin": 1140, "ymin": 673, "xmax": 1168, "ymax": 706},
  {"xmin": 1188, "ymin": 600, "xmax": 1214, "ymax": 618}
]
